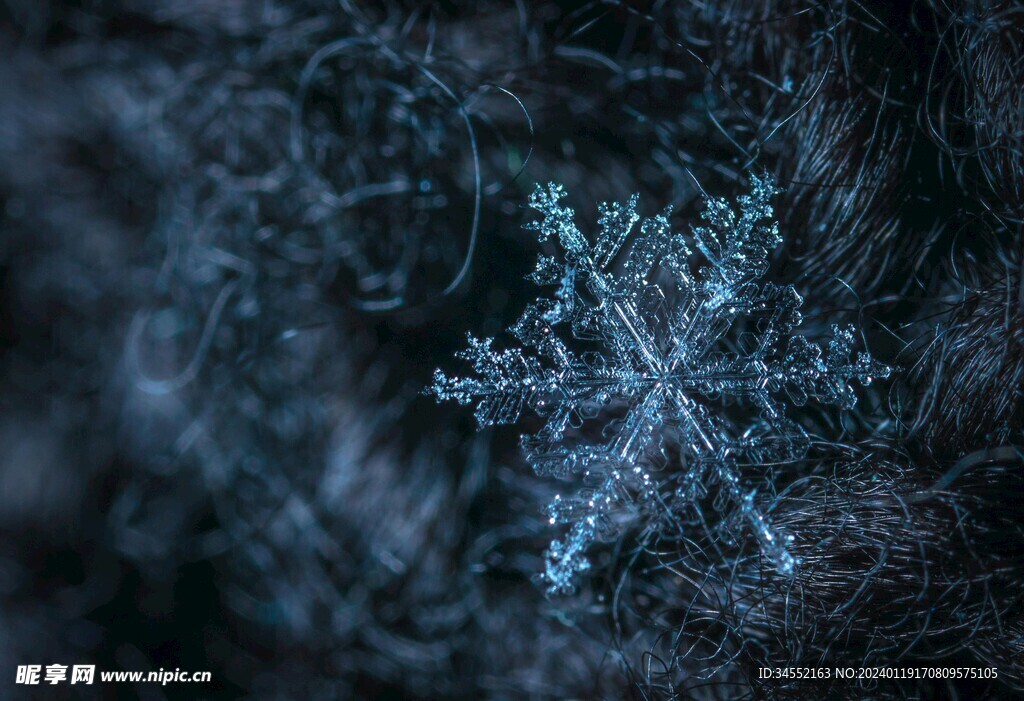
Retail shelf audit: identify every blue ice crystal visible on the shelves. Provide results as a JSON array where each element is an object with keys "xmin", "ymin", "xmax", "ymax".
[{"xmin": 430, "ymin": 173, "xmax": 890, "ymax": 594}]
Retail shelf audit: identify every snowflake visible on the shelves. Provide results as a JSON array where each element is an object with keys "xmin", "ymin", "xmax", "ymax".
[{"xmin": 430, "ymin": 173, "xmax": 890, "ymax": 594}]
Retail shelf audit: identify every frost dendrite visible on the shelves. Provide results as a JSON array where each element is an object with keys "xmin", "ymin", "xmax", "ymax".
[{"xmin": 430, "ymin": 174, "xmax": 890, "ymax": 594}]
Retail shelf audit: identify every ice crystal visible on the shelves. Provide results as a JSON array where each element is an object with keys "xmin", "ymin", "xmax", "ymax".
[{"xmin": 431, "ymin": 174, "xmax": 890, "ymax": 594}]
